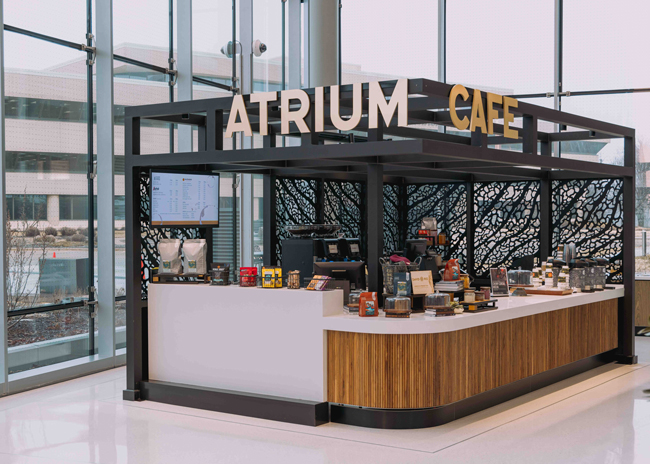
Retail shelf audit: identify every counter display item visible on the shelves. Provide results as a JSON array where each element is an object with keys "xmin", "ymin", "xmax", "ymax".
[
  {"xmin": 158, "ymin": 239, "xmax": 182, "ymax": 274},
  {"xmin": 464, "ymin": 289, "xmax": 476, "ymax": 302},
  {"xmin": 481, "ymin": 286, "xmax": 491, "ymax": 300},
  {"xmin": 595, "ymin": 258, "xmax": 608, "ymax": 290},
  {"xmin": 239, "ymin": 267, "xmax": 258, "ymax": 287},
  {"xmin": 345, "ymin": 292, "xmax": 361, "ymax": 314},
  {"xmin": 490, "ymin": 267, "xmax": 509, "ymax": 297},
  {"xmin": 569, "ymin": 260, "xmax": 585, "ymax": 292},
  {"xmin": 424, "ymin": 292, "xmax": 453, "ymax": 317},
  {"xmin": 306, "ymin": 275, "xmax": 332, "ymax": 291},
  {"xmin": 552, "ymin": 259, "xmax": 566, "ymax": 288},
  {"xmin": 262, "ymin": 267, "xmax": 283, "ymax": 288},
  {"xmin": 508, "ymin": 270, "xmax": 533, "ymax": 286},
  {"xmin": 210, "ymin": 263, "xmax": 230, "ymax": 286},
  {"xmin": 384, "ymin": 295, "xmax": 412, "ymax": 318},
  {"xmin": 393, "ymin": 272, "xmax": 411, "ymax": 296},
  {"xmin": 583, "ymin": 259, "xmax": 597, "ymax": 291},
  {"xmin": 359, "ymin": 292, "xmax": 379, "ymax": 317},
  {"xmin": 183, "ymin": 239, "xmax": 207, "ymax": 275},
  {"xmin": 557, "ymin": 266, "xmax": 570, "ymax": 290},
  {"xmin": 287, "ymin": 270, "xmax": 301, "ymax": 289}
]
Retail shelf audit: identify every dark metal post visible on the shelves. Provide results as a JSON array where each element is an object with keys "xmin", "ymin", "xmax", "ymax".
[
  {"xmin": 168, "ymin": 0, "xmax": 174, "ymax": 153},
  {"xmin": 124, "ymin": 116, "xmax": 143, "ymax": 400},
  {"xmin": 263, "ymin": 173, "xmax": 277, "ymax": 266},
  {"xmin": 619, "ymin": 135, "xmax": 637, "ymax": 364},
  {"xmin": 367, "ymin": 164, "xmax": 384, "ymax": 293},
  {"xmin": 86, "ymin": 0, "xmax": 95, "ymax": 355},
  {"xmin": 465, "ymin": 178, "xmax": 475, "ymax": 277}
]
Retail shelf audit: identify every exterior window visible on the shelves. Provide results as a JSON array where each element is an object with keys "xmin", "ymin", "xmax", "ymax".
[
  {"xmin": 6, "ymin": 194, "xmax": 47, "ymax": 221},
  {"xmin": 59, "ymin": 195, "xmax": 100, "ymax": 220}
]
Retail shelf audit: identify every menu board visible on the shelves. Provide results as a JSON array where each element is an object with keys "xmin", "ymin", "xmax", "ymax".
[{"xmin": 151, "ymin": 172, "xmax": 220, "ymax": 226}]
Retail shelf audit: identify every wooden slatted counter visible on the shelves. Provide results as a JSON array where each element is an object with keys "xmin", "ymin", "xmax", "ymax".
[{"xmin": 323, "ymin": 287, "xmax": 623, "ymax": 428}]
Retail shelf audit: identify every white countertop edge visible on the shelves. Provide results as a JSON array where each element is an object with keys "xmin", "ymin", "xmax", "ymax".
[{"xmin": 322, "ymin": 286, "xmax": 624, "ymax": 335}]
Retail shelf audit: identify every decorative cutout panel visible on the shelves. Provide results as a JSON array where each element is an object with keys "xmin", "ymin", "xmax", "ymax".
[
  {"xmin": 407, "ymin": 183, "xmax": 467, "ymax": 267},
  {"xmin": 324, "ymin": 180, "xmax": 365, "ymax": 255},
  {"xmin": 552, "ymin": 179, "xmax": 623, "ymax": 283},
  {"xmin": 139, "ymin": 173, "xmax": 200, "ymax": 299},
  {"xmin": 474, "ymin": 181, "xmax": 540, "ymax": 278},
  {"xmin": 383, "ymin": 184, "xmax": 403, "ymax": 256},
  {"xmin": 275, "ymin": 177, "xmax": 319, "ymax": 262}
]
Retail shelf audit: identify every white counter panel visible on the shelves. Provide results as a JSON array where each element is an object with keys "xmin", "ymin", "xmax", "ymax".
[
  {"xmin": 148, "ymin": 285, "xmax": 342, "ymax": 402},
  {"xmin": 322, "ymin": 286, "xmax": 624, "ymax": 334}
]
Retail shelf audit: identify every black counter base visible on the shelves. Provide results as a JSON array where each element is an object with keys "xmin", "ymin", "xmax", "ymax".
[
  {"xmin": 331, "ymin": 350, "xmax": 616, "ymax": 429},
  {"xmin": 138, "ymin": 380, "xmax": 329, "ymax": 427}
]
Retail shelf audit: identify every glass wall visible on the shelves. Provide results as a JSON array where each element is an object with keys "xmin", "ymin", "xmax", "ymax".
[{"xmin": 3, "ymin": 3, "xmax": 94, "ymax": 375}]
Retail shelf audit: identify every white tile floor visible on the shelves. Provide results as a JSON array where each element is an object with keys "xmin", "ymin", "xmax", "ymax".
[{"xmin": 2, "ymin": 340, "xmax": 650, "ymax": 464}]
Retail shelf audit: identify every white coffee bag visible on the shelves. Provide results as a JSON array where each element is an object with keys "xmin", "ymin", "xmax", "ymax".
[
  {"xmin": 158, "ymin": 239, "xmax": 182, "ymax": 274},
  {"xmin": 183, "ymin": 239, "xmax": 207, "ymax": 275}
]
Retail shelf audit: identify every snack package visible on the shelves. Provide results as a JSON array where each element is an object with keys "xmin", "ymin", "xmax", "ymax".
[
  {"xmin": 158, "ymin": 239, "xmax": 182, "ymax": 274},
  {"xmin": 183, "ymin": 239, "xmax": 207, "ymax": 275},
  {"xmin": 393, "ymin": 272, "xmax": 412, "ymax": 296},
  {"xmin": 359, "ymin": 292, "xmax": 379, "ymax": 317},
  {"xmin": 443, "ymin": 259, "xmax": 461, "ymax": 281}
]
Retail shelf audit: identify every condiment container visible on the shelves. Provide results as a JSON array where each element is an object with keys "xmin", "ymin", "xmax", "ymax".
[
  {"xmin": 464, "ymin": 290, "xmax": 475, "ymax": 303},
  {"xmin": 552, "ymin": 259, "xmax": 566, "ymax": 288},
  {"xmin": 384, "ymin": 295, "xmax": 412, "ymax": 318},
  {"xmin": 481, "ymin": 286, "xmax": 491, "ymax": 300},
  {"xmin": 239, "ymin": 267, "xmax": 258, "ymax": 287},
  {"xmin": 345, "ymin": 292, "xmax": 361, "ymax": 314},
  {"xmin": 569, "ymin": 259, "xmax": 585, "ymax": 292},
  {"xmin": 287, "ymin": 270, "xmax": 301, "ymax": 289},
  {"xmin": 583, "ymin": 258, "xmax": 596, "ymax": 291},
  {"xmin": 558, "ymin": 266, "xmax": 571, "ymax": 290},
  {"xmin": 438, "ymin": 232, "xmax": 447, "ymax": 245},
  {"xmin": 594, "ymin": 258, "xmax": 608, "ymax": 290},
  {"xmin": 424, "ymin": 292, "xmax": 451, "ymax": 308}
]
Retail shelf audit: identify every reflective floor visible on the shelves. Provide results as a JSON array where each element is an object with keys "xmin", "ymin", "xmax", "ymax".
[{"xmin": 2, "ymin": 339, "xmax": 650, "ymax": 464}]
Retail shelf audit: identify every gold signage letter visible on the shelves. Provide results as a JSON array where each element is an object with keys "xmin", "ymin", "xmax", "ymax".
[
  {"xmin": 315, "ymin": 87, "xmax": 325, "ymax": 132},
  {"xmin": 503, "ymin": 96, "xmax": 519, "ymax": 139},
  {"xmin": 449, "ymin": 84, "xmax": 470, "ymax": 131},
  {"xmin": 486, "ymin": 92, "xmax": 502, "ymax": 135},
  {"xmin": 331, "ymin": 83, "xmax": 362, "ymax": 131},
  {"xmin": 469, "ymin": 88, "xmax": 487, "ymax": 134},
  {"xmin": 369, "ymin": 78, "xmax": 408, "ymax": 129},
  {"xmin": 249, "ymin": 91, "xmax": 278, "ymax": 136},
  {"xmin": 225, "ymin": 95, "xmax": 252, "ymax": 138},
  {"xmin": 281, "ymin": 89, "xmax": 311, "ymax": 135}
]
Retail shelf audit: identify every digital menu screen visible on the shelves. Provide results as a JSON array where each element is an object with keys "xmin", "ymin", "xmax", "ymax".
[{"xmin": 151, "ymin": 172, "xmax": 220, "ymax": 227}]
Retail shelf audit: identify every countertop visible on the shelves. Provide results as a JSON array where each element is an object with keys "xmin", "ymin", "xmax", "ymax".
[{"xmin": 322, "ymin": 286, "xmax": 624, "ymax": 334}]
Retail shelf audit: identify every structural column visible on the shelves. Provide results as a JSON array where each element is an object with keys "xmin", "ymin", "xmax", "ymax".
[
  {"xmin": 0, "ymin": 0, "xmax": 7, "ymax": 393},
  {"xmin": 621, "ymin": 136, "xmax": 637, "ymax": 363},
  {"xmin": 177, "ymin": 0, "xmax": 193, "ymax": 152},
  {"xmin": 307, "ymin": 0, "xmax": 338, "ymax": 87},
  {"xmin": 240, "ymin": 0, "xmax": 254, "ymax": 267},
  {"xmin": 96, "ymin": 0, "xmax": 116, "ymax": 359},
  {"xmin": 367, "ymin": 164, "xmax": 383, "ymax": 294}
]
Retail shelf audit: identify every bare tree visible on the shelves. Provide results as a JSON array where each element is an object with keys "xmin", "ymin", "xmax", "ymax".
[{"xmin": 6, "ymin": 193, "xmax": 50, "ymax": 330}]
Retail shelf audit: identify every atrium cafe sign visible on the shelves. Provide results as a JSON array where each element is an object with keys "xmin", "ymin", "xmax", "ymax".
[{"xmin": 225, "ymin": 79, "xmax": 520, "ymax": 140}]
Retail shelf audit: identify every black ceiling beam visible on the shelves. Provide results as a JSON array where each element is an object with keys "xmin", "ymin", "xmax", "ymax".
[{"xmin": 148, "ymin": 114, "xmax": 206, "ymax": 125}]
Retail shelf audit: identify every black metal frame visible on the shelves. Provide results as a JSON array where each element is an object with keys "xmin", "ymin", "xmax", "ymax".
[{"xmin": 123, "ymin": 78, "xmax": 637, "ymax": 416}]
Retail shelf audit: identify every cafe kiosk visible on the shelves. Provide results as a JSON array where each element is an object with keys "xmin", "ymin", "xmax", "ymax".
[{"xmin": 124, "ymin": 78, "xmax": 636, "ymax": 428}]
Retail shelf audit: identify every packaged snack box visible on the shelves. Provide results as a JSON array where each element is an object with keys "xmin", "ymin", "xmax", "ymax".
[{"xmin": 359, "ymin": 292, "xmax": 379, "ymax": 317}]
